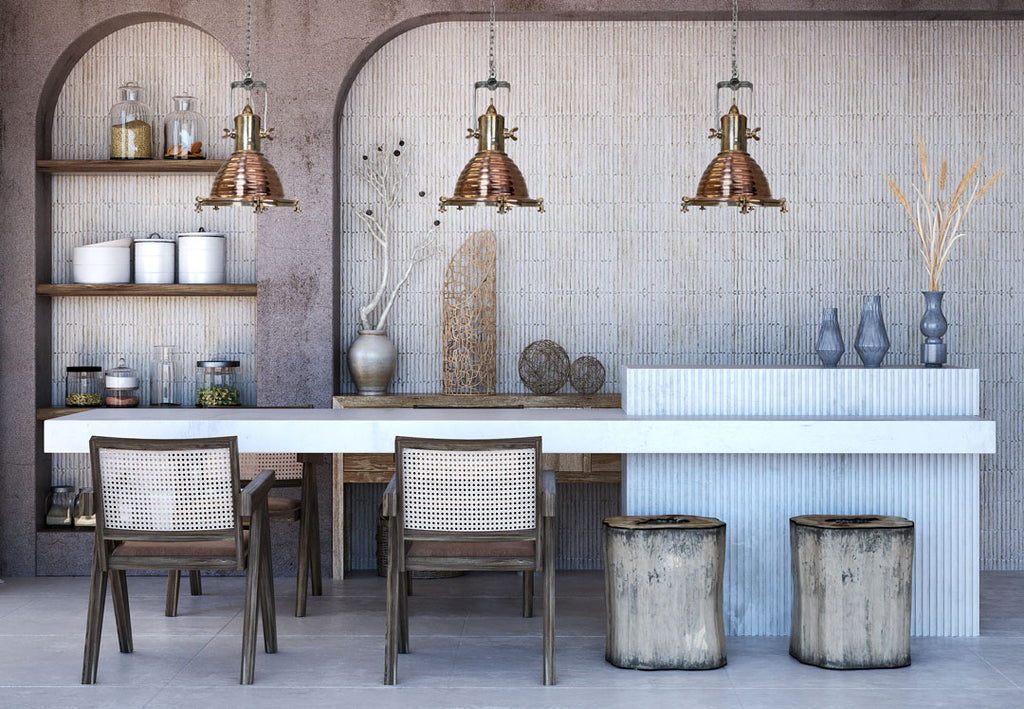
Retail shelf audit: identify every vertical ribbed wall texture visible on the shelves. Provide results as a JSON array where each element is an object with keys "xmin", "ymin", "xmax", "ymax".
[
  {"xmin": 339, "ymin": 21, "xmax": 1023, "ymax": 571},
  {"xmin": 51, "ymin": 23, "xmax": 254, "ymax": 490}
]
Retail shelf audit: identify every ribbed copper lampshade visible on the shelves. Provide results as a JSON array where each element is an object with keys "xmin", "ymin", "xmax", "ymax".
[
  {"xmin": 440, "ymin": 103, "xmax": 543, "ymax": 214},
  {"xmin": 196, "ymin": 103, "xmax": 299, "ymax": 213},
  {"xmin": 683, "ymin": 104, "xmax": 786, "ymax": 214}
]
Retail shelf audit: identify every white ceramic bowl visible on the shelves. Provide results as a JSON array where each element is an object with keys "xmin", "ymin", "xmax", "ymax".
[{"xmin": 73, "ymin": 244, "xmax": 131, "ymax": 284}]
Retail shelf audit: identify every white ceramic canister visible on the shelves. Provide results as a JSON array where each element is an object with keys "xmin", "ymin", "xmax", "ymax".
[
  {"xmin": 177, "ymin": 229, "xmax": 226, "ymax": 284},
  {"xmin": 72, "ymin": 237, "xmax": 132, "ymax": 284},
  {"xmin": 133, "ymin": 233, "xmax": 175, "ymax": 284}
]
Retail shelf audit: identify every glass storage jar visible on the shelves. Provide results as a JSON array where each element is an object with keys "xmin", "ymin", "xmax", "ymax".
[
  {"xmin": 151, "ymin": 345, "xmax": 180, "ymax": 407},
  {"xmin": 104, "ymin": 357, "xmax": 140, "ymax": 407},
  {"xmin": 65, "ymin": 366, "xmax": 102, "ymax": 407},
  {"xmin": 108, "ymin": 81, "xmax": 153, "ymax": 159},
  {"xmin": 163, "ymin": 94, "xmax": 207, "ymax": 159},
  {"xmin": 196, "ymin": 360, "xmax": 241, "ymax": 407}
]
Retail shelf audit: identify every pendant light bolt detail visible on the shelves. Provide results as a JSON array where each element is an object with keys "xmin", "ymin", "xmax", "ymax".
[
  {"xmin": 195, "ymin": 1, "xmax": 299, "ymax": 214},
  {"xmin": 682, "ymin": 0, "xmax": 785, "ymax": 215},
  {"xmin": 439, "ymin": 0, "xmax": 543, "ymax": 215}
]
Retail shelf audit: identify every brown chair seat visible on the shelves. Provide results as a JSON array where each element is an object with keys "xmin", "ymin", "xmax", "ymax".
[
  {"xmin": 407, "ymin": 540, "xmax": 534, "ymax": 558},
  {"xmin": 112, "ymin": 534, "xmax": 248, "ymax": 559},
  {"xmin": 267, "ymin": 496, "xmax": 300, "ymax": 516}
]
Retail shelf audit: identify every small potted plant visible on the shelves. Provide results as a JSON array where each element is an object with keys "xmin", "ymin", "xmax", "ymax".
[
  {"xmin": 886, "ymin": 140, "xmax": 1003, "ymax": 366},
  {"xmin": 348, "ymin": 141, "xmax": 442, "ymax": 394}
]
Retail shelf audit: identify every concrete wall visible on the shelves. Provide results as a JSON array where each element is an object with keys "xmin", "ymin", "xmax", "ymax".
[{"xmin": 2, "ymin": 0, "xmax": 1021, "ymax": 576}]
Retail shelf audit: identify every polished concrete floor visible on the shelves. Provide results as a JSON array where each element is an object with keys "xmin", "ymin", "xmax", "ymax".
[{"xmin": 2, "ymin": 570, "xmax": 1024, "ymax": 708}]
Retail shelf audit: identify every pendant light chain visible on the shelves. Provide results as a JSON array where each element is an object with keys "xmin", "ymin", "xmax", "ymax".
[
  {"xmin": 488, "ymin": 0, "xmax": 497, "ymax": 83},
  {"xmin": 730, "ymin": 0, "xmax": 739, "ymax": 85},
  {"xmin": 244, "ymin": 1, "xmax": 253, "ymax": 80}
]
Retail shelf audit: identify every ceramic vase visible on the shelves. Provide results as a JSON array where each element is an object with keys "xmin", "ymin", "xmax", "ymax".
[
  {"xmin": 920, "ymin": 290, "xmax": 948, "ymax": 367},
  {"xmin": 815, "ymin": 308, "xmax": 845, "ymax": 368},
  {"xmin": 347, "ymin": 329, "xmax": 397, "ymax": 395},
  {"xmin": 854, "ymin": 295, "xmax": 890, "ymax": 368}
]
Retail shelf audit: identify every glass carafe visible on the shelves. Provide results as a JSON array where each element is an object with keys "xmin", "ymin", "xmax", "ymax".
[
  {"xmin": 163, "ymin": 95, "xmax": 207, "ymax": 159},
  {"xmin": 108, "ymin": 81, "xmax": 153, "ymax": 159},
  {"xmin": 151, "ymin": 345, "xmax": 180, "ymax": 407}
]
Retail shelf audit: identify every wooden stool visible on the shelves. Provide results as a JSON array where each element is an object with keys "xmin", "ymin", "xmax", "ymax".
[
  {"xmin": 790, "ymin": 514, "xmax": 914, "ymax": 669},
  {"xmin": 603, "ymin": 515, "xmax": 726, "ymax": 670}
]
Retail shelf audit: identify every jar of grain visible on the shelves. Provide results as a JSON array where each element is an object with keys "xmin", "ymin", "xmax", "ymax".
[
  {"xmin": 65, "ymin": 366, "xmax": 102, "ymax": 407},
  {"xmin": 104, "ymin": 358, "xmax": 140, "ymax": 407},
  {"xmin": 108, "ymin": 81, "xmax": 153, "ymax": 159}
]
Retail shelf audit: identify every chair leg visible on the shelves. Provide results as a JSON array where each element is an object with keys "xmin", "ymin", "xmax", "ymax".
[
  {"xmin": 259, "ymin": 514, "xmax": 278, "ymax": 654},
  {"xmin": 522, "ymin": 570, "xmax": 534, "ymax": 618},
  {"xmin": 398, "ymin": 570, "xmax": 409, "ymax": 654},
  {"xmin": 189, "ymin": 570, "xmax": 203, "ymax": 596},
  {"xmin": 241, "ymin": 513, "xmax": 265, "ymax": 684},
  {"xmin": 384, "ymin": 521, "xmax": 400, "ymax": 684},
  {"xmin": 82, "ymin": 545, "xmax": 108, "ymax": 684},
  {"xmin": 165, "ymin": 570, "xmax": 180, "ymax": 617},
  {"xmin": 110, "ymin": 569, "xmax": 133, "ymax": 653},
  {"xmin": 308, "ymin": 475, "xmax": 323, "ymax": 596},
  {"xmin": 296, "ymin": 508, "xmax": 311, "ymax": 617},
  {"xmin": 543, "ymin": 517, "xmax": 556, "ymax": 686}
]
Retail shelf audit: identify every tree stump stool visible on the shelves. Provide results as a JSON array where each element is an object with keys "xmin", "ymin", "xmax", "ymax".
[
  {"xmin": 790, "ymin": 514, "xmax": 914, "ymax": 669},
  {"xmin": 603, "ymin": 515, "xmax": 726, "ymax": 670}
]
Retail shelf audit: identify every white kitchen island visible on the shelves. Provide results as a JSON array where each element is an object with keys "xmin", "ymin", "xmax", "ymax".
[{"xmin": 44, "ymin": 366, "xmax": 994, "ymax": 636}]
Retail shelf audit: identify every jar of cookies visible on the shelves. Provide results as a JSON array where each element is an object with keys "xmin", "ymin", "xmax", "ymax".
[{"xmin": 163, "ymin": 95, "xmax": 207, "ymax": 159}]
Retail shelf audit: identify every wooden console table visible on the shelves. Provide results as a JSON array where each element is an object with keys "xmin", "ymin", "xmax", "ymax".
[{"xmin": 332, "ymin": 393, "xmax": 621, "ymax": 577}]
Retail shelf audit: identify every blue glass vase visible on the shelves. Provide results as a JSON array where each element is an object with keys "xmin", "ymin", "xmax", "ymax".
[{"xmin": 854, "ymin": 295, "xmax": 890, "ymax": 368}]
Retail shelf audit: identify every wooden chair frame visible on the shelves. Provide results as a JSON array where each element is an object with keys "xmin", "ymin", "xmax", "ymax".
[
  {"xmin": 82, "ymin": 436, "xmax": 277, "ymax": 685},
  {"xmin": 383, "ymin": 436, "xmax": 556, "ymax": 685},
  {"xmin": 168, "ymin": 453, "xmax": 323, "ymax": 617}
]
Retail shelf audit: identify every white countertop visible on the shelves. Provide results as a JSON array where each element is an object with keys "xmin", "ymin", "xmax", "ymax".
[{"xmin": 43, "ymin": 407, "xmax": 996, "ymax": 455}]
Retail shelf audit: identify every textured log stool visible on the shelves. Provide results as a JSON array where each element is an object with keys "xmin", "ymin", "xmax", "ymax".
[
  {"xmin": 790, "ymin": 514, "xmax": 914, "ymax": 669},
  {"xmin": 603, "ymin": 515, "xmax": 726, "ymax": 670}
]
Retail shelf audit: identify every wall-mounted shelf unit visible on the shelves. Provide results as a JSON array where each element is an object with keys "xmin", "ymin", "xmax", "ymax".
[
  {"xmin": 37, "ymin": 283, "xmax": 256, "ymax": 297},
  {"xmin": 36, "ymin": 159, "xmax": 225, "ymax": 174}
]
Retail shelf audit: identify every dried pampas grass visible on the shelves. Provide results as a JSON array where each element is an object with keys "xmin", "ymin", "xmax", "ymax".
[{"xmin": 886, "ymin": 139, "xmax": 1004, "ymax": 291}]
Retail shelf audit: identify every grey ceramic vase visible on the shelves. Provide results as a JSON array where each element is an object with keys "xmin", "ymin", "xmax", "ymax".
[
  {"xmin": 920, "ymin": 290, "xmax": 948, "ymax": 367},
  {"xmin": 815, "ymin": 307, "xmax": 845, "ymax": 367},
  {"xmin": 854, "ymin": 295, "xmax": 890, "ymax": 368},
  {"xmin": 347, "ymin": 329, "xmax": 397, "ymax": 395}
]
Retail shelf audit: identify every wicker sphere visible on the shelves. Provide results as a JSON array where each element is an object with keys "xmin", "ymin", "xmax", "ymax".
[
  {"xmin": 518, "ymin": 340, "xmax": 570, "ymax": 395},
  {"xmin": 570, "ymin": 356, "xmax": 606, "ymax": 395}
]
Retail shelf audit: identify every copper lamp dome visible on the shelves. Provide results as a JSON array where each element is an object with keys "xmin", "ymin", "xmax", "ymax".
[{"xmin": 440, "ymin": 103, "xmax": 543, "ymax": 215}]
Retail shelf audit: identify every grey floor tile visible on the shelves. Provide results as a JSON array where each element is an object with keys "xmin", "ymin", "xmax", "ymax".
[
  {"xmin": 734, "ymin": 687, "xmax": 1024, "ymax": 709},
  {"xmin": 0, "ymin": 685, "xmax": 161, "ymax": 709}
]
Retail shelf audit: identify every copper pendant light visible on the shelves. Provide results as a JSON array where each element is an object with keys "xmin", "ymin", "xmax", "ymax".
[
  {"xmin": 196, "ymin": 1, "xmax": 299, "ymax": 214},
  {"xmin": 439, "ymin": 0, "xmax": 543, "ymax": 215},
  {"xmin": 682, "ymin": 0, "xmax": 785, "ymax": 215}
]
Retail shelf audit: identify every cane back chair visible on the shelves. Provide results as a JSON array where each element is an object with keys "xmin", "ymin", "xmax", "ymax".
[
  {"xmin": 383, "ymin": 436, "xmax": 556, "ymax": 685},
  {"xmin": 168, "ymin": 453, "xmax": 323, "ymax": 617},
  {"xmin": 83, "ymin": 436, "xmax": 277, "ymax": 685}
]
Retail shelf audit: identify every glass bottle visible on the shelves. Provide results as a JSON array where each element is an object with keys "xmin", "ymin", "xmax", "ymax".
[
  {"xmin": 163, "ymin": 95, "xmax": 207, "ymax": 159},
  {"xmin": 196, "ymin": 360, "xmax": 241, "ymax": 407},
  {"xmin": 104, "ymin": 357, "xmax": 140, "ymax": 407},
  {"xmin": 151, "ymin": 345, "xmax": 180, "ymax": 407},
  {"xmin": 108, "ymin": 81, "xmax": 153, "ymax": 159},
  {"xmin": 65, "ymin": 365, "xmax": 103, "ymax": 407}
]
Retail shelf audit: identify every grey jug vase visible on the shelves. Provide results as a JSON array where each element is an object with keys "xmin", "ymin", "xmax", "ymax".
[
  {"xmin": 920, "ymin": 290, "xmax": 948, "ymax": 367},
  {"xmin": 854, "ymin": 295, "xmax": 890, "ymax": 368},
  {"xmin": 815, "ymin": 308, "xmax": 845, "ymax": 367},
  {"xmin": 347, "ymin": 329, "xmax": 397, "ymax": 395}
]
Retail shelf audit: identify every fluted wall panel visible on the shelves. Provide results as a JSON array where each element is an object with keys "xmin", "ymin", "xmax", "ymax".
[
  {"xmin": 340, "ymin": 21, "xmax": 1023, "ymax": 570},
  {"xmin": 50, "ymin": 24, "xmax": 254, "ymax": 490}
]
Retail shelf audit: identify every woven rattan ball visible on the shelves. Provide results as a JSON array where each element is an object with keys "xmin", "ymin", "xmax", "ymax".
[
  {"xmin": 569, "ymin": 356, "xmax": 606, "ymax": 395},
  {"xmin": 518, "ymin": 340, "xmax": 570, "ymax": 395}
]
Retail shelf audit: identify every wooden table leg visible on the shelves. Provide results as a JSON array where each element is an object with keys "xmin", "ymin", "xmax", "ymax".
[{"xmin": 332, "ymin": 452, "xmax": 345, "ymax": 579}]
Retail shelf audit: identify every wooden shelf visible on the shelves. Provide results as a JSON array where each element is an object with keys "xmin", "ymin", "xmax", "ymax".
[
  {"xmin": 36, "ymin": 159, "xmax": 225, "ymax": 174},
  {"xmin": 333, "ymin": 393, "xmax": 621, "ymax": 409},
  {"xmin": 37, "ymin": 283, "xmax": 256, "ymax": 297},
  {"xmin": 37, "ymin": 407, "xmax": 92, "ymax": 420}
]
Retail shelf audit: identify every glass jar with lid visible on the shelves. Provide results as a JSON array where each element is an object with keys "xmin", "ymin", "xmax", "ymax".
[
  {"xmin": 45, "ymin": 485, "xmax": 77, "ymax": 527},
  {"xmin": 196, "ymin": 360, "xmax": 241, "ymax": 407},
  {"xmin": 108, "ymin": 81, "xmax": 154, "ymax": 159},
  {"xmin": 104, "ymin": 358, "xmax": 140, "ymax": 407},
  {"xmin": 65, "ymin": 366, "xmax": 102, "ymax": 407},
  {"xmin": 163, "ymin": 94, "xmax": 207, "ymax": 159}
]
